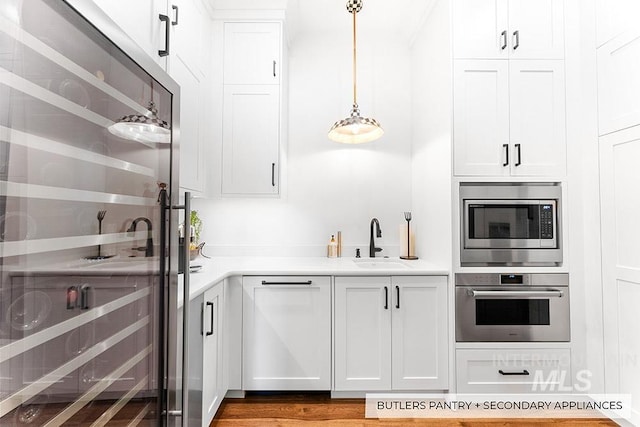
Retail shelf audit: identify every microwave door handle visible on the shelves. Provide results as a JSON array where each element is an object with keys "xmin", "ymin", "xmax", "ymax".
[{"xmin": 469, "ymin": 290, "xmax": 563, "ymax": 298}]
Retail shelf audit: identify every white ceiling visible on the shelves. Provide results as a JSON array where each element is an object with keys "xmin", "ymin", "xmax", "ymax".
[{"xmin": 211, "ymin": 0, "xmax": 437, "ymax": 43}]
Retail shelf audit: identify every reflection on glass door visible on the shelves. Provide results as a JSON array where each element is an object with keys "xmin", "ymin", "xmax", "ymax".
[{"xmin": 0, "ymin": 1, "xmax": 176, "ymax": 425}]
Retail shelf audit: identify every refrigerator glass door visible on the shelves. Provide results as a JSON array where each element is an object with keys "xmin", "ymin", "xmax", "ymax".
[{"xmin": 0, "ymin": 1, "xmax": 178, "ymax": 424}]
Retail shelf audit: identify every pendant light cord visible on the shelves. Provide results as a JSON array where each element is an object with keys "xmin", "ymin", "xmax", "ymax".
[{"xmin": 352, "ymin": 9, "xmax": 357, "ymax": 105}]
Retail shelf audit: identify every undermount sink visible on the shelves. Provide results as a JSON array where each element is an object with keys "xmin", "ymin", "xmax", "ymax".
[{"xmin": 352, "ymin": 258, "xmax": 410, "ymax": 269}]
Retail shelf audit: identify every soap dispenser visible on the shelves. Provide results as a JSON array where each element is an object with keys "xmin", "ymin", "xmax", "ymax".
[{"xmin": 328, "ymin": 235, "xmax": 338, "ymax": 258}]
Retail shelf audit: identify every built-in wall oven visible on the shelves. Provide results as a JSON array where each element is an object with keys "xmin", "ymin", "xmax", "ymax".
[
  {"xmin": 455, "ymin": 273, "xmax": 570, "ymax": 342},
  {"xmin": 460, "ymin": 183, "xmax": 562, "ymax": 266}
]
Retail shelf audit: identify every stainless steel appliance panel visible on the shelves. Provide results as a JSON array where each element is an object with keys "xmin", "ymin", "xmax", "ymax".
[{"xmin": 455, "ymin": 273, "xmax": 570, "ymax": 342}]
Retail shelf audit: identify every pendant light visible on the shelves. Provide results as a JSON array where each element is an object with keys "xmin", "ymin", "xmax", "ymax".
[
  {"xmin": 328, "ymin": 0, "xmax": 383, "ymax": 144},
  {"xmin": 108, "ymin": 81, "xmax": 171, "ymax": 144}
]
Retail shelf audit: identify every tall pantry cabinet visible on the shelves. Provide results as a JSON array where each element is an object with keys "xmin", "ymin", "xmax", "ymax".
[
  {"xmin": 220, "ymin": 22, "xmax": 285, "ymax": 196},
  {"xmin": 452, "ymin": 0, "xmax": 567, "ymax": 177}
]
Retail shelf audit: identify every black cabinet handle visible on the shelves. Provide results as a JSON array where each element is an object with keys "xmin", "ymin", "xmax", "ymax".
[
  {"xmin": 200, "ymin": 302, "xmax": 204, "ymax": 336},
  {"xmin": 513, "ymin": 30, "xmax": 520, "ymax": 50},
  {"xmin": 158, "ymin": 14, "xmax": 170, "ymax": 57},
  {"xmin": 384, "ymin": 286, "xmax": 388, "ymax": 310},
  {"xmin": 499, "ymin": 369, "xmax": 530, "ymax": 376},
  {"xmin": 515, "ymin": 143, "xmax": 522, "ymax": 166},
  {"xmin": 80, "ymin": 285, "xmax": 90, "ymax": 310},
  {"xmin": 261, "ymin": 280, "xmax": 313, "ymax": 285},
  {"xmin": 501, "ymin": 30, "xmax": 507, "ymax": 50},
  {"xmin": 273, "ymin": 60, "xmax": 277, "ymax": 77},
  {"xmin": 206, "ymin": 301, "xmax": 214, "ymax": 336},
  {"xmin": 503, "ymin": 143, "xmax": 509, "ymax": 167},
  {"xmin": 395, "ymin": 286, "xmax": 400, "ymax": 309},
  {"xmin": 67, "ymin": 286, "xmax": 78, "ymax": 310},
  {"xmin": 271, "ymin": 163, "xmax": 276, "ymax": 187},
  {"xmin": 171, "ymin": 5, "xmax": 179, "ymax": 25}
]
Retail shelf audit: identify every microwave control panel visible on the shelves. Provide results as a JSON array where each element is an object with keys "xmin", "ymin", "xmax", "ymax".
[{"xmin": 540, "ymin": 203, "xmax": 554, "ymax": 239}]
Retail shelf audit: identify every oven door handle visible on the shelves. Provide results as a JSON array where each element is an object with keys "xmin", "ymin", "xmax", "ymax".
[{"xmin": 469, "ymin": 290, "xmax": 563, "ymax": 298}]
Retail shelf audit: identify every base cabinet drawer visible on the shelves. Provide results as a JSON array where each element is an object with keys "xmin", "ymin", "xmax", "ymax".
[{"xmin": 456, "ymin": 349, "xmax": 571, "ymax": 393}]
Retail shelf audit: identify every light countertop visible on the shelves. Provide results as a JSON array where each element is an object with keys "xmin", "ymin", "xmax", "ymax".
[{"xmin": 186, "ymin": 256, "xmax": 449, "ymax": 300}]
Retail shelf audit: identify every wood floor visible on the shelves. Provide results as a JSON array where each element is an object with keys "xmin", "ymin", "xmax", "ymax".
[{"xmin": 210, "ymin": 393, "xmax": 619, "ymax": 427}]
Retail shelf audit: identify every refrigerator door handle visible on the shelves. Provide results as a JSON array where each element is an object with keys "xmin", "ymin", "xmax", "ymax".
[{"xmin": 172, "ymin": 191, "xmax": 191, "ymax": 424}]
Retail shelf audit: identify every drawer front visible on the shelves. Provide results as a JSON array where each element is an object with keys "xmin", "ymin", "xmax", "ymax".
[{"xmin": 456, "ymin": 348, "xmax": 571, "ymax": 393}]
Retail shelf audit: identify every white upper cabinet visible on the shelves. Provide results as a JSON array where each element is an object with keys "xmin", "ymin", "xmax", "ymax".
[
  {"xmin": 92, "ymin": 0, "xmax": 168, "ymax": 69},
  {"xmin": 220, "ymin": 21, "xmax": 285, "ymax": 196},
  {"xmin": 597, "ymin": 31, "xmax": 640, "ymax": 136},
  {"xmin": 509, "ymin": 60, "xmax": 566, "ymax": 176},
  {"xmin": 596, "ymin": 0, "xmax": 640, "ymax": 48},
  {"xmin": 453, "ymin": 60, "xmax": 511, "ymax": 176},
  {"xmin": 454, "ymin": 59, "xmax": 566, "ymax": 176},
  {"xmin": 223, "ymin": 22, "xmax": 281, "ymax": 85},
  {"xmin": 453, "ymin": 0, "xmax": 564, "ymax": 60},
  {"xmin": 222, "ymin": 85, "xmax": 280, "ymax": 195},
  {"xmin": 92, "ymin": 0, "xmax": 212, "ymax": 194}
]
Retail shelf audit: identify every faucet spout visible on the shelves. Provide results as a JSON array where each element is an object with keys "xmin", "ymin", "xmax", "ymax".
[
  {"xmin": 369, "ymin": 218, "xmax": 383, "ymax": 258},
  {"xmin": 128, "ymin": 217, "xmax": 153, "ymax": 257}
]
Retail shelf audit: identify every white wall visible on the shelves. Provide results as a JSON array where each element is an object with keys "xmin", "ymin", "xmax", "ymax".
[
  {"xmin": 410, "ymin": 0, "xmax": 452, "ymax": 268},
  {"xmin": 196, "ymin": 31, "xmax": 414, "ymax": 257}
]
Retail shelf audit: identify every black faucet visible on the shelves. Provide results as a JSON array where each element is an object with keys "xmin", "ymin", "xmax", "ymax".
[
  {"xmin": 127, "ymin": 217, "xmax": 153, "ymax": 257},
  {"xmin": 369, "ymin": 218, "xmax": 382, "ymax": 258}
]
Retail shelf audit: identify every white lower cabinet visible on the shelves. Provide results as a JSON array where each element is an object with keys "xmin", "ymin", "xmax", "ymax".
[
  {"xmin": 202, "ymin": 283, "xmax": 224, "ymax": 426},
  {"xmin": 242, "ymin": 276, "xmax": 331, "ymax": 390},
  {"xmin": 334, "ymin": 276, "xmax": 448, "ymax": 391},
  {"xmin": 456, "ymin": 348, "xmax": 571, "ymax": 393}
]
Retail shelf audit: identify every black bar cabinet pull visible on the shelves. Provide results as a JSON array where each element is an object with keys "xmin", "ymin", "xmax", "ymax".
[
  {"xmin": 261, "ymin": 280, "xmax": 313, "ymax": 285},
  {"xmin": 171, "ymin": 5, "xmax": 179, "ymax": 25},
  {"xmin": 503, "ymin": 143, "xmax": 509, "ymax": 166},
  {"xmin": 271, "ymin": 163, "xmax": 276, "ymax": 187},
  {"xmin": 499, "ymin": 369, "xmax": 530, "ymax": 376},
  {"xmin": 515, "ymin": 143, "xmax": 522, "ymax": 166},
  {"xmin": 80, "ymin": 285, "xmax": 90, "ymax": 310},
  {"xmin": 384, "ymin": 286, "xmax": 388, "ymax": 310},
  {"xmin": 273, "ymin": 60, "xmax": 277, "ymax": 77},
  {"xmin": 500, "ymin": 30, "xmax": 507, "ymax": 50},
  {"xmin": 395, "ymin": 286, "xmax": 400, "ymax": 309},
  {"xmin": 206, "ymin": 301, "xmax": 214, "ymax": 336},
  {"xmin": 513, "ymin": 30, "xmax": 520, "ymax": 50},
  {"xmin": 158, "ymin": 14, "xmax": 170, "ymax": 57}
]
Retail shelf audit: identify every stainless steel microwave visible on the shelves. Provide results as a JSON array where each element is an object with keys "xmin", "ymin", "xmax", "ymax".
[{"xmin": 460, "ymin": 183, "xmax": 562, "ymax": 266}]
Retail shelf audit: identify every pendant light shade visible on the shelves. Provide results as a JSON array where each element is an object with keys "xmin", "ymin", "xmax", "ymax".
[
  {"xmin": 108, "ymin": 101, "xmax": 171, "ymax": 144},
  {"xmin": 328, "ymin": 103, "xmax": 384, "ymax": 144},
  {"xmin": 328, "ymin": 0, "xmax": 383, "ymax": 144}
]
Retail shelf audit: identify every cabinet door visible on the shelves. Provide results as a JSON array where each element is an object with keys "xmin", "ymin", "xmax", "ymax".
[
  {"xmin": 171, "ymin": 0, "xmax": 209, "ymax": 78},
  {"xmin": 334, "ymin": 277, "xmax": 391, "ymax": 391},
  {"xmin": 509, "ymin": 60, "xmax": 566, "ymax": 176},
  {"xmin": 172, "ymin": 55, "xmax": 205, "ymax": 193},
  {"xmin": 223, "ymin": 22, "xmax": 281, "ymax": 85},
  {"xmin": 222, "ymin": 85, "xmax": 280, "ymax": 195},
  {"xmin": 597, "ymin": 31, "xmax": 640, "ymax": 136},
  {"xmin": 453, "ymin": 0, "xmax": 509, "ymax": 59},
  {"xmin": 391, "ymin": 276, "xmax": 448, "ymax": 390},
  {"xmin": 595, "ymin": 0, "xmax": 640, "ymax": 47},
  {"xmin": 203, "ymin": 284, "xmax": 223, "ymax": 426},
  {"xmin": 453, "ymin": 60, "xmax": 510, "ymax": 176},
  {"xmin": 243, "ymin": 276, "xmax": 331, "ymax": 390},
  {"xmin": 91, "ymin": 0, "xmax": 167, "ymax": 69},
  {"xmin": 508, "ymin": 0, "xmax": 564, "ymax": 59}
]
